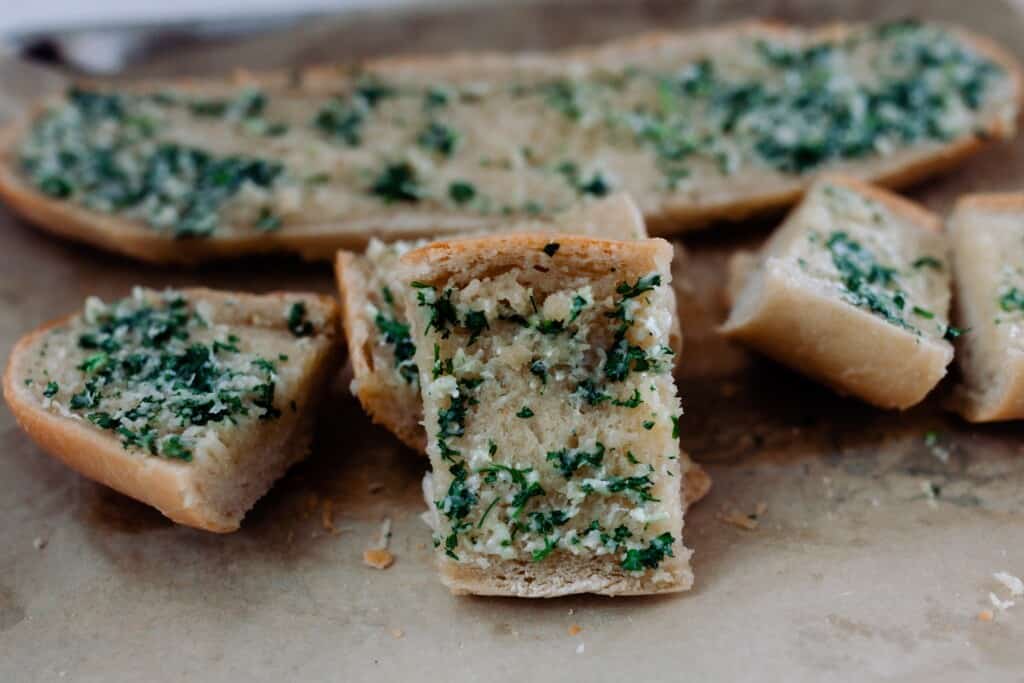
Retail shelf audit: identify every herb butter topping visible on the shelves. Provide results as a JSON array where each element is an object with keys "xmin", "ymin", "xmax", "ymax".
[
  {"xmin": 26, "ymin": 289, "xmax": 288, "ymax": 462},
  {"xmin": 795, "ymin": 182, "xmax": 952, "ymax": 338},
  {"xmin": 19, "ymin": 21, "xmax": 1010, "ymax": 239},
  {"xmin": 417, "ymin": 268, "xmax": 679, "ymax": 573}
]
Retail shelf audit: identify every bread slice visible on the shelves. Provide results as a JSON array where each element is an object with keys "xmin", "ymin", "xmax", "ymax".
[
  {"xmin": 721, "ymin": 175, "xmax": 954, "ymax": 410},
  {"xmin": 2, "ymin": 287, "xmax": 340, "ymax": 532},
  {"xmin": 1, "ymin": 20, "xmax": 1019, "ymax": 263},
  {"xmin": 401, "ymin": 233, "xmax": 689, "ymax": 597},
  {"xmin": 948, "ymin": 194, "xmax": 1024, "ymax": 421},
  {"xmin": 335, "ymin": 193, "xmax": 677, "ymax": 450}
]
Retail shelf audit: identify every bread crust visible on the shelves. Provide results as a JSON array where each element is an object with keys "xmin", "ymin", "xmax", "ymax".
[
  {"xmin": 0, "ymin": 21, "xmax": 1019, "ymax": 263},
  {"xmin": 2, "ymin": 288, "xmax": 341, "ymax": 532}
]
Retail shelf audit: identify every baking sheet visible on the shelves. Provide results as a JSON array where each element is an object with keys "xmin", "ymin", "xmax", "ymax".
[{"xmin": 2, "ymin": 1, "xmax": 1024, "ymax": 680}]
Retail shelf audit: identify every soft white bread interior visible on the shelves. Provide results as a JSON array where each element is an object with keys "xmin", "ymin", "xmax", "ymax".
[
  {"xmin": 334, "ymin": 193, "xmax": 686, "ymax": 452},
  {"xmin": 2, "ymin": 287, "xmax": 341, "ymax": 532},
  {"xmin": 721, "ymin": 175, "xmax": 954, "ymax": 410},
  {"xmin": 948, "ymin": 194, "xmax": 1024, "ymax": 422},
  {"xmin": 0, "ymin": 20, "xmax": 1019, "ymax": 263},
  {"xmin": 401, "ymin": 233, "xmax": 690, "ymax": 597}
]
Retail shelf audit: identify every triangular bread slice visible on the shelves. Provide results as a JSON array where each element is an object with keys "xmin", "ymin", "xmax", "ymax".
[
  {"xmin": 3, "ymin": 287, "xmax": 341, "ymax": 532},
  {"xmin": 401, "ymin": 233, "xmax": 690, "ymax": 597},
  {"xmin": 721, "ymin": 175, "xmax": 954, "ymax": 409},
  {"xmin": 948, "ymin": 193, "xmax": 1024, "ymax": 421}
]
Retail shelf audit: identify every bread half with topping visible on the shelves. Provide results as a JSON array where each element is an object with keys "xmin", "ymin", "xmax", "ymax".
[
  {"xmin": 401, "ymin": 233, "xmax": 689, "ymax": 597},
  {"xmin": 948, "ymin": 194, "xmax": 1024, "ymax": 421},
  {"xmin": 335, "ymin": 193, "xmax": 670, "ymax": 451},
  {"xmin": 721, "ymin": 175, "xmax": 954, "ymax": 410},
  {"xmin": 2, "ymin": 287, "xmax": 340, "ymax": 532},
  {"xmin": 0, "ymin": 20, "xmax": 1019, "ymax": 263}
]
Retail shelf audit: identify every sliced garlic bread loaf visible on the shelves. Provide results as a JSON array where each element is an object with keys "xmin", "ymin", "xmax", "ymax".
[
  {"xmin": 400, "ymin": 234, "xmax": 689, "ymax": 597},
  {"xmin": 2, "ymin": 287, "xmax": 340, "ymax": 531},
  {"xmin": 949, "ymin": 194, "xmax": 1024, "ymax": 421},
  {"xmin": 1, "ymin": 20, "xmax": 1019, "ymax": 263},
  {"xmin": 722, "ymin": 176, "xmax": 954, "ymax": 409}
]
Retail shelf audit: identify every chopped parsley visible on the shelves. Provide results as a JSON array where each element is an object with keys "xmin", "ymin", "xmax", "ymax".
[
  {"xmin": 516, "ymin": 406, "xmax": 535, "ymax": 418},
  {"xmin": 621, "ymin": 532, "xmax": 675, "ymax": 571},
  {"xmin": 286, "ymin": 302, "xmax": 314, "ymax": 337},
  {"xmin": 547, "ymin": 443, "xmax": 605, "ymax": 478},
  {"xmin": 417, "ymin": 121, "xmax": 459, "ymax": 157},
  {"xmin": 43, "ymin": 381, "xmax": 59, "ymax": 398},
  {"xmin": 371, "ymin": 162, "xmax": 425, "ymax": 203}
]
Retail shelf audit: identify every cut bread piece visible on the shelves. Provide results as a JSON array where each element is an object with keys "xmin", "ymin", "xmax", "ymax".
[
  {"xmin": 0, "ymin": 20, "xmax": 1019, "ymax": 263},
  {"xmin": 401, "ymin": 233, "xmax": 689, "ymax": 597},
  {"xmin": 948, "ymin": 194, "xmax": 1024, "ymax": 421},
  {"xmin": 721, "ymin": 175, "xmax": 954, "ymax": 410},
  {"xmin": 2, "ymin": 287, "xmax": 340, "ymax": 532},
  {"xmin": 335, "ymin": 193, "xmax": 685, "ymax": 452}
]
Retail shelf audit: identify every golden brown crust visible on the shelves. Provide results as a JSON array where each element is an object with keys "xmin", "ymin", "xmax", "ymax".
[
  {"xmin": 400, "ymin": 233, "xmax": 674, "ymax": 289},
  {"xmin": 0, "ymin": 21, "xmax": 1018, "ymax": 263},
  {"xmin": 440, "ymin": 553, "xmax": 694, "ymax": 598},
  {"xmin": 953, "ymin": 191, "xmax": 1024, "ymax": 214},
  {"xmin": 2, "ymin": 288, "xmax": 341, "ymax": 532}
]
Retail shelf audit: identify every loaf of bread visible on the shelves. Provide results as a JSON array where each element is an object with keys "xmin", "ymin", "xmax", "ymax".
[
  {"xmin": 400, "ymin": 233, "xmax": 689, "ymax": 596},
  {"xmin": 2, "ymin": 287, "xmax": 340, "ymax": 531},
  {"xmin": 1, "ymin": 20, "xmax": 1018, "ymax": 263},
  {"xmin": 948, "ymin": 194, "xmax": 1024, "ymax": 421},
  {"xmin": 721, "ymin": 175, "xmax": 954, "ymax": 409}
]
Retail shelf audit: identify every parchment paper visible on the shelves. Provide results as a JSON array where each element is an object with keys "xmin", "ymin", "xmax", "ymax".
[{"xmin": 2, "ymin": 1, "xmax": 1024, "ymax": 681}]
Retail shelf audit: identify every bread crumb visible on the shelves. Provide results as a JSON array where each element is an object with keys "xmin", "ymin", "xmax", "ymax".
[
  {"xmin": 321, "ymin": 500, "xmax": 340, "ymax": 535},
  {"xmin": 390, "ymin": 628, "xmax": 404, "ymax": 639},
  {"xmin": 994, "ymin": 571, "xmax": 1024, "ymax": 597},
  {"xmin": 567, "ymin": 608, "xmax": 575, "ymax": 616},
  {"xmin": 989, "ymin": 592, "xmax": 1015, "ymax": 611},
  {"xmin": 920, "ymin": 480, "xmax": 939, "ymax": 508},
  {"xmin": 377, "ymin": 517, "xmax": 392, "ymax": 549},
  {"xmin": 368, "ymin": 482, "xmax": 385, "ymax": 494},
  {"xmin": 575, "ymin": 642, "xmax": 585, "ymax": 655},
  {"xmin": 978, "ymin": 609, "xmax": 995, "ymax": 622},
  {"xmin": 363, "ymin": 548, "xmax": 394, "ymax": 569},
  {"xmin": 32, "ymin": 536, "xmax": 47, "ymax": 550},
  {"xmin": 720, "ymin": 504, "xmax": 762, "ymax": 531},
  {"xmin": 568, "ymin": 624, "xmax": 582, "ymax": 636}
]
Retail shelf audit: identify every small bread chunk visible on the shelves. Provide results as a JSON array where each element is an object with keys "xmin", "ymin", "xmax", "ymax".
[
  {"xmin": 721, "ymin": 176, "xmax": 954, "ymax": 409},
  {"xmin": 949, "ymin": 194, "xmax": 1024, "ymax": 421},
  {"xmin": 401, "ymin": 234, "xmax": 690, "ymax": 597},
  {"xmin": 335, "ymin": 193, "xmax": 685, "ymax": 452},
  {"xmin": 3, "ymin": 287, "xmax": 340, "ymax": 532}
]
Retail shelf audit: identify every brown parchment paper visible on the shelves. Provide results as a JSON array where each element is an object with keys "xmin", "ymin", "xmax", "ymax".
[{"xmin": 2, "ymin": 1, "xmax": 1024, "ymax": 681}]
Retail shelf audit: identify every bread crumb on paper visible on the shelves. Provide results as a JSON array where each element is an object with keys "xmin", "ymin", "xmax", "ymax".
[
  {"xmin": 32, "ymin": 536, "xmax": 47, "ymax": 550},
  {"xmin": 720, "ymin": 503, "xmax": 766, "ymax": 531},
  {"xmin": 575, "ymin": 643, "xmax": 585, "ymax": 655},
  {"xmin": 989, "ymin": 592, "xmax": 1015, "ymax": 611},
  {"xmin": 390, "ymin": 628, "xmax": 404, "ymax": 639},
  {"xmin": 321, "ymin": 500, "xmax": 340, "ymax": 535},
  {"xmin": 994, "ymin": 571, "xmax": 1024, "ymax": 597},
  {"xmin": 978, "ymin": 609, "xmax": 995, "ymax": 622},
  {"xmin": 363, "ymin": 518, "xmax": 395, "ymax": 569},
  {"xmin": 568, "ymin": 624, "xmax": 582, "ymax": 636},
  {"xmin": 363, "ymin": 548, "xmax": 394, "ymax": 569}
]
